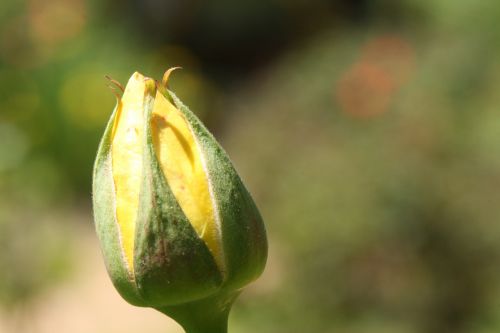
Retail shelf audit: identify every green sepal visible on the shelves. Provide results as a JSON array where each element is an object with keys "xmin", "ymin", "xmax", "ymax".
[
  {"xmin": 133, "ymin": 93, "xmax": 223, "ymax": 307},
  {"xmin": 92, "ymin": 102, "xmax": 145, "ymax": 306},
  {"xmin": 168, "ymin": 91, "xmax": 268, "ymax": 291}
]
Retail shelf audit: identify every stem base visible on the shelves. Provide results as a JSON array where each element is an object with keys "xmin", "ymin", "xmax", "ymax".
[{"xmin": 157, "ymin": 291, "xmax": 239, "ymax": 333}]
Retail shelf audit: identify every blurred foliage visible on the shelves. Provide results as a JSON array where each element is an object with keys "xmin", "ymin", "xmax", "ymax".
[
  {"xmin": 0, "ymin": 200, "xmax": 72, "ymax": 306},
  {"xmin": 2, "ymin": 0, "xmax": 500, "ymax": 333},
  {"xmin": 222, "ymin": 2, "xmax": 500, "ymax": 333}
]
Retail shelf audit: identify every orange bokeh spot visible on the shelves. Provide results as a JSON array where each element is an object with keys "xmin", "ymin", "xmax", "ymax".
[
  {"xmin": 336, "ymin": 62, "xmax": 395, "ymax": 118},
  {"xmin": 28, "ymin": 0, "xmax": 87, "ymax": 47},
  {"xmin": 361, "ymin": 35, "xmax": 415, "ymax": 86},
  {"xmin": 336, "ymin": 35, "xmax": 416, "ymax": 119}
]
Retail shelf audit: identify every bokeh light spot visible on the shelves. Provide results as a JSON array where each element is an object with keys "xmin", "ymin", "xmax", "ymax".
[
  {"xmin": 336, "ymin": 35, "xmax": 416, "ymax": 119},
  {"xmin": 361, "ymin": 35, "xmax": 415, "ymax": 86},
  {"xmin": 59, "ymin": 66, "xmax": 115, "ymax": 130},
  {"xmin": 336, "ymin": 62, "xmax": 394, "ymax": 118},
  {"xmin": 28, "ymin": 0, "xmax": 87, "ymax": 47}
]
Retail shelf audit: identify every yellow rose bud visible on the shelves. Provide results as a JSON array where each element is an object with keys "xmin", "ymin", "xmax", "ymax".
[{"xmin": 92, "ymin": 69, "xmax": 267, "ymax": 333}]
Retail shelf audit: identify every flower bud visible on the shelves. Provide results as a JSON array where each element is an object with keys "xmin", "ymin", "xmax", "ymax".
[{"xmin": 92, "ymin": 70, "xmax": 267, "ymax": 331}]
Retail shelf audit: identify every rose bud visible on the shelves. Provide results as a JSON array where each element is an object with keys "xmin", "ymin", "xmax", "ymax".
[{"xmin": 92, "ymin": 69, "xmax": 267, "ymax": 333}]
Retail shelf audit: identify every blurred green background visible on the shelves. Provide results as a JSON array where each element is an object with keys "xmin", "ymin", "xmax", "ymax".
[{"xmin": 2, "ymin": 0, "xmax": 500, "ymax": 332}]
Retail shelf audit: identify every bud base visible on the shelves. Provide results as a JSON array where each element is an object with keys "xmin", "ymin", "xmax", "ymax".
[{"xmin": 156, "ymin": 291, "xmax": 239, "ymax": 333}]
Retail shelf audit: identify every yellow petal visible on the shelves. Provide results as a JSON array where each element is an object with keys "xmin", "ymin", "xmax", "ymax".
[
  {"xmin": 111, "ymin": 72, "xmax": 155, "ymax": 276},
  {"xmin": 151, "ymin": 90, "xmax": 224, "ymax": 271}
]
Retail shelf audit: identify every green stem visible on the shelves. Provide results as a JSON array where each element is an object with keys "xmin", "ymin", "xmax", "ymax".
[{"xmin": 157, "ymin": 291, "xmax": 239, "ymax": 333}]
